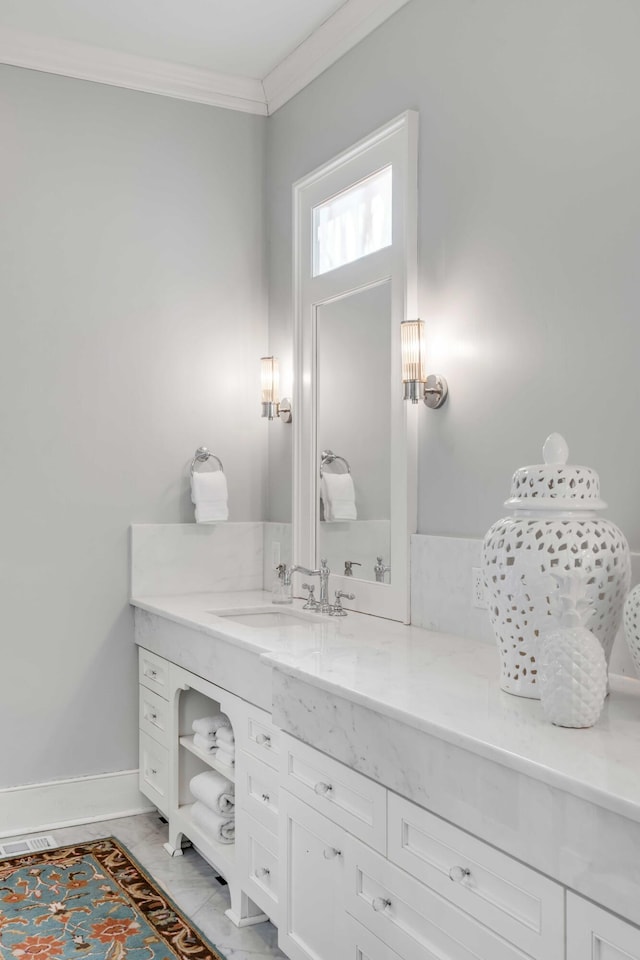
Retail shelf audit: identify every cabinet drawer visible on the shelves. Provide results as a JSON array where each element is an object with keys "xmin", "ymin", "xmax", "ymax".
[
  {"xmin": 237, "ymin": 810, "xmax": 279, "ymax": 924},
  {"xmin": 238, "ymin": 703, "xmax": 281, "ymax": 770},
  {"xmin": 237, "ymin": 750, "xmax": 279, "ymax": 836},
  {"xmin": 138, "ymin": 648, "xmax": 169, "ymax": 700},
  {"xmin": 281, "ymin": 733, "xmax": 386, "ymax": 853},
  {"xmin": 139, "ymin": 685, "xmax": 170, "ymax": 747},
  {"xmin": 345, "ymin": 835, "xmax": 532, "ymax": 960},
  {"xmin": 346, "ymin": 916, "xmax": 403, "ymax": 960},
  {"xmin": 567, "ymin": 893, "xmax": 640, "ymax": 959},
  {"xmin": 139, "ymin": 731, "xmax": 169, "ymax": 815},
  {"xmin": 388, "ymin": 793, "xmax": 563, "ymax": 960}
]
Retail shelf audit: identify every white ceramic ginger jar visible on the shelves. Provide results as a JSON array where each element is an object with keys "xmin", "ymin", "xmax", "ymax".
[
  {"xmin": 623, "ymin": 584, "xmax": 640, "ymax": 677},
  {"xmin": 482, "ymin": 433, "xmax": 630, "ymax": 699},
  {"xmin": 539, "ymin": 573, "xmax": 607, "ymax": 728}
]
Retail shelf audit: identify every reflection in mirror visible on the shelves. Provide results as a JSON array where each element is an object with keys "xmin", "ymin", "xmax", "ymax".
[{"xmin": 316, "ymin": 282, "xmax": 391, "ymax": 584}]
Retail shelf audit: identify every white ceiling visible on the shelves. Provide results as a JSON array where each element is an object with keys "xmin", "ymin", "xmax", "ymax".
[{"xmin": 0, "ymin": 0, "xmax": 411, "ymax": 114}]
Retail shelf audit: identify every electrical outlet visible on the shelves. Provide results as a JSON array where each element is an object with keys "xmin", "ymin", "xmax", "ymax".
[
  {"xmin": 472, "ymin": 567, "xmax": 486, "ymax": 609},
  {"xmin": 271, "ymin": 541, "xmax": 281, "ymax": 568}
]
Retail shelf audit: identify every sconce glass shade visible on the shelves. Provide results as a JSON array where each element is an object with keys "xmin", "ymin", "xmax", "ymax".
[
  {"xmin": 400, "ymin": 320, "xmax": 426, "ymax": 403},
  {"xmin": 261, "ymin": 356, "xmax": 280, "ymax": 419}
]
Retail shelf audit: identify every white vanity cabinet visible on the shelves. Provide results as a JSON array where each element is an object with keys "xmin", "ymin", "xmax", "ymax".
[
  {"xmin": 567, "ymin": 893, "xmax": 640, "ymax": 959},
  {"xmin": 279, "ymin": 789, "xmax": 348, "ymax": 960},
  {"xmin": 138, "ymin": 648, "xmax": 171, "ymax": 816}
]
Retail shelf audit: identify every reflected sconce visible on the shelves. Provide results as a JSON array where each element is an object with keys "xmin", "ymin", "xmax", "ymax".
[
  {"xmin": 260, "ymin": 356, "xmax": 292, "ymax": 423},
  {"xmin": 400, "ymin": 320, "xmax": 448, "ymax": 409}
]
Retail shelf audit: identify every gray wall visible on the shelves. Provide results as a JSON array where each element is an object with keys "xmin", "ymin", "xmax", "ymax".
[
  {"xmin": 266, "ymin": 0, "xmax": 640, "ymax": 548},
  {"xmin": 0, "ymin": 66, "xmax": 266, "ymax": 788}
]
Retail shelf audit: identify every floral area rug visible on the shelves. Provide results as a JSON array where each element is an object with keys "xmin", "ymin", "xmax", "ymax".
[{"xmin": 0, "ymin": 838, "xmax": 226, "ymax": 960}]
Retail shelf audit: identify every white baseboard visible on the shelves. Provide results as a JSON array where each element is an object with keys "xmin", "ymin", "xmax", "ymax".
[{"xmin": 0, "ymin": 769, "xmax": 154, "ymax": 839}]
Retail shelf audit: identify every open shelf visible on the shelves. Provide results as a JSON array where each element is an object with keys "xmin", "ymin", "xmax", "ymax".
[
  {"xmin": 175, "ymin": 802, "xmax": 235, "ymax": 870},
  {"xmin": 179, "ymin": 735, "xmax": 236, "ymax": 782}
]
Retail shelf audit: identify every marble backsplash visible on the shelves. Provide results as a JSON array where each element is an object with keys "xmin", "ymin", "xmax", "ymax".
[
  {"xmin": 411, "ymin": 533, "xmax": 640, "ymax": 679},
  {"xmin": 130, "ymin": 522, "xmax": 264, "ymax": 596}
]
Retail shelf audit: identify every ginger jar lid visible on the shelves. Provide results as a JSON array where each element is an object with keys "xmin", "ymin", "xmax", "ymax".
[{"xmin": 504, "ymin": 433, "xmax": 607, "ymax": 512}]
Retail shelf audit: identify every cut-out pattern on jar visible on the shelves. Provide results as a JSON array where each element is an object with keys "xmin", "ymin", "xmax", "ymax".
[
  {"xmin": 623, "ymin": 585, "xmax": 640, "ymax": 678},
  {"xmin": 482, "ymin": 434, "xmax": 630, "ymax": 699}
]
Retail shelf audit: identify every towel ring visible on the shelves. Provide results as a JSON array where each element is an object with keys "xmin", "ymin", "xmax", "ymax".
[
  {"xmin": 190, "ymin": 446, "xmax": 224, "ymax": 477},
  {"xmin": 320, "ymin": 449, "xmax": 351, "ymax": 477}
]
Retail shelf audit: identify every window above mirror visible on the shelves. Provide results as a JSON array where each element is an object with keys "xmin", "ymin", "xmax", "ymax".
[{"xmin": 312, "ymin": 165, "xmax": 392, "ymax": 277}]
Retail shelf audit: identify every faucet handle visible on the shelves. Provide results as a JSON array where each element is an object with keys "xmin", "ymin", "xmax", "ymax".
[
  {"xmin": 302, "ymin": 583, "xmax": 318, "ymax": 610},
  {"xmin": 344, "ymin": 560, "xmax": 362, "ymax": 577},
  {"xmin": 330, "ymin": 590, "xmax": 355, "ymax": 617}
]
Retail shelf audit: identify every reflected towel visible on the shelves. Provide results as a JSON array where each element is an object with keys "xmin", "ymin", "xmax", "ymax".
[
  {"xmin": 191, "ymin": 470, "xmax": 229, "ymax": 523},
  {"xmin": 191, "ymin": 801, "xmax": 235, "ymax": 843},
  {"xmin": 321, "ymin": 472, "xmax": 357, "ymax": 521},
  {"xmin": 192, "ymin": 714, "xmax": 231, "ymax": 738},
  {"xmin": 190, "ymin": 770, "xmax": 235, "ymax": 815}
]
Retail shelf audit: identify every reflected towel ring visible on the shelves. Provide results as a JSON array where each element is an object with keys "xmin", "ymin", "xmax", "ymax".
[
  {"xmin": 190, "ymin": 446, "xmax": 224, "ymax": 477},
  {"xmin": 320, "ymin": 449, "xmax": 351, "ymax": 477}
]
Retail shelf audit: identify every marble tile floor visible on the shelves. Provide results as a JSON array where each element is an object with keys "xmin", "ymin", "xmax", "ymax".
[{"xmin": 5, "ymin": 812, "xmax": 287, "ymax": 960}]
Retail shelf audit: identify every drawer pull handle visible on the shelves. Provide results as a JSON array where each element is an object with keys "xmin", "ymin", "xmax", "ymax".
[
  {"xmin": 150, "ymin": 768, "xmax": 157, "ymax": 776},
  {"xmin": 256, "ymin": 733, "xmax": 272, "ymax": 747},
  {"xmin": 254, "ymin": 866, "xmax": 270, "ymax": 879},
  {"xmin": 150, "ymin": 713, "xmax": 158, "ymax": 722},
  {"xmin": 323, "ymin": 847, "xmax": 341, "ymax": 860},
  {"xmin": 449, "ymin": 866, "xmax": 471, "ymax": 883},
  {"xmin": 261, "ymin": 793, "xmax": 271, "ymax": 803},
  {"xmin": 372, "ymin": 897, "xmax": 391, "ymax": 913},
  {"xmin": 314, "ymin": 781, "xmax": 332, "ymax": 796},
  {"xmin": 147, "ymin": 669, "xmax": 157, "ymax": 678}
]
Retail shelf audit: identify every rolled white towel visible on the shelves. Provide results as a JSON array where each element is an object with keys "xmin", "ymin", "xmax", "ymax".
[
  {"xmin": 192, "ymin": 714, "xmax": 231, "ymax": 738},
  {"xmin": 191, "ymin": 471, "xmax": 229, "ymax": 523},
  {"xmin": 216, "ymin": 740, "xmax": 235, "ymax": 759},
  {"xmin": 215, "ymin": 725, "xmax": 235, "ymax": 745},
  {"xmin": 215, "ymin": 750, "xmax": 235, "ymax": 769},
  {"xmin": 191, "ymin": 801, "xmax": 234, "ymax": 844},
  {"xmin": 193, "ymin": 733, "xmax": 217, "ymax": 754},
  {"xmin": 190, "ymin": 771, "xmax": 234, "ymax": 815}
]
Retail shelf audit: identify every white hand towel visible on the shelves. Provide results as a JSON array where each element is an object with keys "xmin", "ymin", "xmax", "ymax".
[
  {"xmin": 215, "ymin": 725, "xmax": 235, "ymax": 745},
  {"xmin": 191, "ymin": 801, "xmax": 235, "ymax": 844},
  {"xmin": 192, "ymin": 714, "xmax": 231, "ymax": 738},
  {"xmin": 191, "ymin": 470, "xmax": 229, "ymax": 523},
  {"xmin": 190, "ymin": 770, "xmax": 235, "ymax": 815},
  {"xmin": 321, "ymin": 472, "xmax": 357, "ymax": 521},
  {"xmin": 193, "ymin": 733, "xmax": 217, "ymax": 754},
  {"xmin": 216, "ymin": 740, "xmax": 235, "ymax": 758}
]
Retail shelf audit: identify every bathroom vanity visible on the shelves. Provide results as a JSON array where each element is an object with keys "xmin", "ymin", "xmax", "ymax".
[{"xmin": 132, "ymin": 590, "xmax": 640, "ymax": 960}]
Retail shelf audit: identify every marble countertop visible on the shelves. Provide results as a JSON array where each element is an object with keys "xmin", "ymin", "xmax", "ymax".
[{"xmin": 131, "ymin": 591, "xmax": 640, "ymax": 824}]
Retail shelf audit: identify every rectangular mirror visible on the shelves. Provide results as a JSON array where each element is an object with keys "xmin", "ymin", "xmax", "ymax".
[
  {"xmin": 293, "ymin": 111, "xmax": 418, "ymax": 622},
  {"xmin": 316, "ymin": 282, "xmax": 392, "ymax": 584}
]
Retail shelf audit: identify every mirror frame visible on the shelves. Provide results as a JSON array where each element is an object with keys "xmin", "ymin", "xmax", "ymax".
[{"xmin": 292, "ymin": 111, "xmax": 418, "ymax": 622}]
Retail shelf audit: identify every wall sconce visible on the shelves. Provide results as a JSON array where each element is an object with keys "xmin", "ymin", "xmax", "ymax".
[
  {"xmin": 260, "ymin": 356, "xmax": 292, "ymax": 422},
  {"xmin": 400, "ymin": 320, "xmax": 448, "ymax": 409}
]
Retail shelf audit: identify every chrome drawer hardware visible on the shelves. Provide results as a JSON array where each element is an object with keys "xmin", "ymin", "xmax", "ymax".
[
  {"xmin": 449, "ymin": 865, "xmax": 472, "ymax": 883},
  {"xmin": 372, "ymin": 897, "xmax": 392, "ymax": 912},
  {"xmin": 323, "ymin": 847, "xmax": 341, "ymax": 860},
  {"xmin": 314, "ymin": 781, "xmax": 332, "ymax": 796},
  {"xmin": 256, "ymin": 733, "xmax": 272, "ymax": 747},
  {"xmin": 261, "ymin": 793, "xmax": 271, "ymax": 803},
  {"xmin": 254, "ymin": 866, "xmax": 270, "ymax": 879}
]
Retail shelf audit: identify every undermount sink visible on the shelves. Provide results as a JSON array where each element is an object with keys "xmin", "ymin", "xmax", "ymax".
[{"xmin": 210, "ymin": 607, "xmax": 322, "ymax": 629}]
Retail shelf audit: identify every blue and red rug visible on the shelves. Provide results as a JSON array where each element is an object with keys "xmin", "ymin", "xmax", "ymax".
[{"xmin": 0, "ymin": 838, "xmax": 225, "ymax": 960}]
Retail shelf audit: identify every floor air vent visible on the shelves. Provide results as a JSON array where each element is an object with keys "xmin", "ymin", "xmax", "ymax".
[{"xmin": 0, "ymin": 835, "xmax": 57, "ymax": 858}]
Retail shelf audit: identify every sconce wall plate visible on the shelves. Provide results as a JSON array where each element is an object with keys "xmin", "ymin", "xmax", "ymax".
[{"xmin": 423, "ymin": 374, "xmax": 448, "ymax": 409}]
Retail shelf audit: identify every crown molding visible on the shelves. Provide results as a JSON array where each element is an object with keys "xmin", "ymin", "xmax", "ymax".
[
  {"xmin": 263, "ymin": 0, "xmax": 411, "ymax": 114},
  {"xmin": 0, "ymin": 0, "xmax": 411, "ymax": 116},
  {"xmin": 0, "ymin": 26, "xmax": 268, "ymax": 115}
]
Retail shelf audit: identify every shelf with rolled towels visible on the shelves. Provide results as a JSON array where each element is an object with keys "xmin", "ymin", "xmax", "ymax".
[
  {"xmin": 320, "ymin": 449, "xmax": 357, "ymax": 521},
  {"xmin": 190, "ymin": 446, "xmax": 228, "ymax": 523}
]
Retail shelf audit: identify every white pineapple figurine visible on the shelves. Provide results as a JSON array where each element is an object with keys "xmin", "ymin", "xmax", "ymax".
[{"xmin": 539, "ymin": 572, "xmax": 607, "ymax": 728}]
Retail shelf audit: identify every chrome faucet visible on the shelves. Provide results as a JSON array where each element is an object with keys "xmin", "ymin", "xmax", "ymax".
[
  {"xmin": 374, "ymin": 556, "xmax": 391, "ymax": 583},
  {"xmin": 290, "ymin": 559, "xmax": 331, "ymax": 614}
]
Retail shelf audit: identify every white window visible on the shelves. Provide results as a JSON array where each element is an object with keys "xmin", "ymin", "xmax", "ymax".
[{"xmin": 312, "ymin": 165, "xmax": 392, "ymax": 276}]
